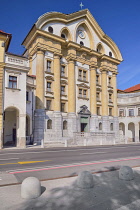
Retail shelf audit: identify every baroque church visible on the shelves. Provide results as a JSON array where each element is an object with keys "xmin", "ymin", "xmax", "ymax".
[{"xmin": 0, "ymin": 9, "xmax": 123, "ymax": 148}]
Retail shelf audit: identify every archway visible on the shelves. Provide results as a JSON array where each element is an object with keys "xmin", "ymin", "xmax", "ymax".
[
  {"xmin": 128, "ymin": 122, "xmax": 135, "ymax": 142},
  {"xmin": 119, "ymin": 123, "xmax": 125, "ymax": 135},
  {"xmin": 3, "ymin": 107, "xmax": 19, "ymax": 147}
]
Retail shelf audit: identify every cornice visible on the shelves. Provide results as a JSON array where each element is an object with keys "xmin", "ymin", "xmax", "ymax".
[{"xmin": 5, "ymin": 63, "xmax": 29, "ymax": 72}]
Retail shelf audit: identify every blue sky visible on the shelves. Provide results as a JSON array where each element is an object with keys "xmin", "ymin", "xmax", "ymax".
[{"xmin": 0, "ymin": 0, "xmax": 140, "ymax": 90}]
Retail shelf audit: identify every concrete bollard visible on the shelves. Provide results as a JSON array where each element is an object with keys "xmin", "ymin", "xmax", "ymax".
[
  {"xmin": 119, "ymin": 166, "xmax": 134, "ymax": 181},
  {"xmin": 76, "ymin": 171, "xmax": 94, "ymax": 189},
  {"xmin": 21, "ymin": 177, "xmax": 41, "ymax": 199}
]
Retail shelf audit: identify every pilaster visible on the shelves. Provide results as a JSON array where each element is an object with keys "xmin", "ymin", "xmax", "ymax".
[
  {"xmin": 53, "ymin": 111, "xmax": 62, "ymax": 139},
  {"xmin": 90, "ymin": 65, "xmax": 97, "ymax": 115},
  {"xmin": 29, "ymin": 56, "xmax": 32, "ymax": 75},
  {"xmin": 90, "ymin": 115, "xmax": 98, "ymax": 132},
  {"xmin": 36, "ymin": 50, "xmax": 45, "ymax": 109},
  {"xmin": 135, "ymin": 123, "xmax": 139, "ymax": 142},
  {"xmin": 112, "ymin": 72, "xmax": 118, "ymax": 117},
  {"xmin": 53, "ymin": 54, "xmax": 61, "ymax": 111},
  {"xmin": 34, "ymin": 109, "xmax": 46, "ymax": 144},
  {"xmin": 68, "ymin": 60, "xmax": 76, "ymax": 113},
  {"xmin": 67, "ymin": 112, "xmax": 77, "ymax": 137},
  {"xmin": 101, "ymin": 69, "xmax": 108, "ymax": 116}
]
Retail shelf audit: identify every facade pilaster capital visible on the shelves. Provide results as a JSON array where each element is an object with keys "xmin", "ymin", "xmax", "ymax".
[
  {"xmin": 101, "ymin": 69, "xmax": 108, "ymax": 74},
  {"xmin": 36, "ymin": 48, "xmax": 45, "ymax": 55},
  {"xmin": 66, "ymin": 53, "xmax": 76, "ymax": 62},
  {"xmin": 53, "ymin": 53, "xmax": 62, "ymax": 59},
  {"xmin": 112, "ymin": 71, "xmax": 118, "ymax": 76}
]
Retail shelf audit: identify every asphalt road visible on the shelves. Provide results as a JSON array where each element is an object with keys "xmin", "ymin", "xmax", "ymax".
[{"xmin": 0, "ymin": 144, "xmax": 140, "ymax": 182}]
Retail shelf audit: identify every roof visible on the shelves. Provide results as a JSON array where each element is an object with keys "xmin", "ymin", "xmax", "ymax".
[
  {"xmin": 0, "ymin": 30, "xmax": 11, "ymax": 36},
  {"xmin": 27, "ymin": 75, "xmax": 36, "ymax": 79},
  {"xmin": 124, "ymin": 84, "xmax": 140, "ymax": 93},
  {"xmin": 0, "ymin": 30, "xmax": 12, "ymax": 51}
]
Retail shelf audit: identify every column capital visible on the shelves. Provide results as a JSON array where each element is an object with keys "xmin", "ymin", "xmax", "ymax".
[
  {"xmin": 112, "ymin": 71, "xmax": 118, "ymax": 76},
  {"xmin": 36, "ymin": 49, "xmax": 45, "ymax": 55},
  {"xmin": 53, "ymin": 53, "xmax": 62, "ymax": 58},
  {"xmin": 66, "ymin": 53, "xmax": 76, "ymax": 62},
  {"xmin": 101, "ymin": 69, "xmax": 108, "ymax": 74}
]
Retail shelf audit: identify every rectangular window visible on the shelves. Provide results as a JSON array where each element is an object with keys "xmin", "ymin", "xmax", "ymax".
[
  {"xmin": 47, "ymin": 82, "xmax": 51, "ymax": 92},
  {"xmin": 78, "ymin": 70, "xmax": 82, "ymax": 80},
  {"xmin": 83, "ymin": 71, "xmax": 86, "ymax": 81},
  {"xmin": 109, "ymin": 108, "xmax": 112, "ymax": 116},
  {"xmin": 26, "ymin": 91, "xmax": 29, "ymax": 101},
  {"xmin": 129, "ymin": 109, "xmax": 134, "ymax": 116},
  {"xmin": 9, "ymin": 76, "xmax": 17, "ymax": 89},
  {"xmin": 96, "ymin": 92, "xmax": 100, "ymax": 101},
  {"xmin": 61, "ymin": 103, "xmax": 65, "ymax": 112},
  {"xmin": 61, "ymin": 66, "xmax": 65, "ymax": 77},
  {"xmin": 108, "ymin": 77, "xmax": 111, "ymax": 86},
  {"xmin": 61, "ymin": 86, "xmax": 65, "ymax": 95},
  {"xmin": 109, "ymin": 94, "xmax": 112, "ymax": 102},
  {"xmin": 83, "ymin": 89, "xmax": 87, "ymax": 98},
  {"xmin": 96, "ymin": 75, "xmax": 99, "ymax": 85},
  {"xmin": 47, "ymin": 60, "xmax": 51, "ymax": 72},
  {"xmin": 138, "ymin": 108, "xmax": 140, "ymax": 116},
  {"xmin": 46, "ymin": 100, "xmax": 51, "ymax": 110},
  {"xmin": 97, "ymin": 107, "xmax": 100, "ymax": 115},
  {"xmin": 79, "ymin": 89, "xmax": 82, "ymax": 97},
  {"xmin": 119, "ymin": 109, "xmax": 124, "ymax": 117}
]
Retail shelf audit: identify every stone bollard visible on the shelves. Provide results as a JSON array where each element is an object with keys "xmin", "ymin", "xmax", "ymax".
[
  {"xmin": 76, "ymin": 171, "xmax": 94, "ymax": 189},
  {"xmin": 21, "ymin": 177, "xmax": 41, "ymax": 199},
  {"xmin": 119, "ymin": 166, "xmax": 134, "ymax": 181}
]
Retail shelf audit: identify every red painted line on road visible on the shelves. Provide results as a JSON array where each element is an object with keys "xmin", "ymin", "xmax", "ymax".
[{"xmin": 9, "ymin": 157, "xmax": 140, "ymax": 174}]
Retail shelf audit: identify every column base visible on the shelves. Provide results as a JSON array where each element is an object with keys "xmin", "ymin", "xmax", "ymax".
[
  {"xmin": 53, "ymin": 111, "xmax": 62, "ymax": 139},
  {"xmin": 90, "ymin": 115, "xmax": 98, "ymax": 132},
  {"xmin": 67, "ymin": 112, "xmax": 77, "ymax": 137},
  {"xmin": 34, "ymin": 109, "xmax": 46, "ymax": 145}
]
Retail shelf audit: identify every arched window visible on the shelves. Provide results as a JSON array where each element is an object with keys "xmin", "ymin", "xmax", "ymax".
[
  {"xmin": 80, "ymin": 41, "xmax": 84, "ymax": 46},
  {"xmin": 99, "ymin": 122, "xmax": 102, "ymax": 131},
  {"xmin": 110, "ymin": 123, "xmax": 113, "ymax": 131},
  {"xmin": 47, "ymin": 119, "xmax": 52, "ymax": 129},
  {"xmin": 48, "ymin": 26, "xmax": 53, "ymax": 33},
  {"xmin": 61, "ymin": 33, "xmax": 66, "ymax": 39},
  {"xmin": 63, "ymin": 120, "xmax": 67, "ymax": 130},
  {"xmin": 109, "ymin": 51, "xmax": 112, "ymax": 57},
  {"xmin": 96, "ymin": 43, "xmax": 104, "ymax": 53}
]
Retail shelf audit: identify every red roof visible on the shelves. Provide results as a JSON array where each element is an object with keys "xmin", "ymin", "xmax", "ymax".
[
  {"xmin": 124, "ymin": 84, "xmax": 140, "ymax": 92},
  {"xmin": 28, "ymin": 75, "xmax": 36, "ymax": 78}
]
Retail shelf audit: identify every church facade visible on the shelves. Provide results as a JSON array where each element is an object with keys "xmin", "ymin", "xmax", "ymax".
[{"xmin": 0, "ymin": 9, "xmax": 123, "ymax": 148}]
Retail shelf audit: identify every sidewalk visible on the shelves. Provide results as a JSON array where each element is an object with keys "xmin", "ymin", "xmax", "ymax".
[{"xmin": 1, "ymin": 167, "xmax": 140, "ymax": 209}]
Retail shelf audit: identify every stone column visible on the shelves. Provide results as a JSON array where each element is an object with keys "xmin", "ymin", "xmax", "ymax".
[
  {"xmin": 125, "ymin": 122, "xmax": 129, "ymax": 143},
  {"xmin": 36, "ymin": 50, "xmax": 45, "ymax": 109},
  {"xmin": 0, "ymin": 66, "xmax": 4, "ymax": 149},
  {"xmin": 17, "ymin": 114, "xmax": 26, "ymax": 148},
  {"xmin": 90, "ymin": 65, "xmax": 98, "ymax": 132},
  {"xmin": 53, "ymin": 54, "xmax": 61, "ymax": 111},
  {"xmin": 68, "ymin": 59, "xmax": 76, "ymax": 113},
  {"xmin": 67, "ymin": 59, "xmax": 77, "ymax": 136},
  {"xmin": 135, "ymin": 123, "xmax": 139, "ymax": 142},
  {"xmin": 101, "ymin": 69, "xmax": 109, "ymax": 132},
  {"xmin": 112, "ymin": 72, "xmax": 118, "ymax": 117},
  {"xmin": 112, "ymin": 71, "xmax": 119, "ymax": 142},
  {"xmin": 101, "ymin": 69, "xmax": 108, "ymax": 116},
  {"xmin": 29, "ymin": 56, "xmax": 32, "ymax": 75},
  {"xmin": 53, "ymin": 54, "xmax": 62, "ymax": 139},
  {"xmin": 34, "ymin": 50, "xmax": 45, "ymax": 145}
]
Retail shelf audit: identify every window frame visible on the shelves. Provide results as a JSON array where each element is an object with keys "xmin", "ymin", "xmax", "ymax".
[
  {"xmin": 129, "ymin": 109, "xmax": 134, "ymax": 117},
  {"xmin": 46, "ymin": 100, "xmax": 52, "ymax": 110},
  {"xmin": 9, "ymin": 75, "xmax": 17, "ymax": 89}
]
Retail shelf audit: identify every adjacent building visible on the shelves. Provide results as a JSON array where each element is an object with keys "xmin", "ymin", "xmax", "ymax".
[
  {"xmin": 0, "ymin": 9, "xmax": 123, "ymax": 148},
  {"xmin": 118, "ymin": 84, "xmax": 140, "ymax": 143}
]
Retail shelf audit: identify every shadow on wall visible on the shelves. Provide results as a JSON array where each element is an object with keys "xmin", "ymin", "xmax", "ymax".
[{"xmin": 11, "ymin": 169, "xmax": 140, "ymax": 210}]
